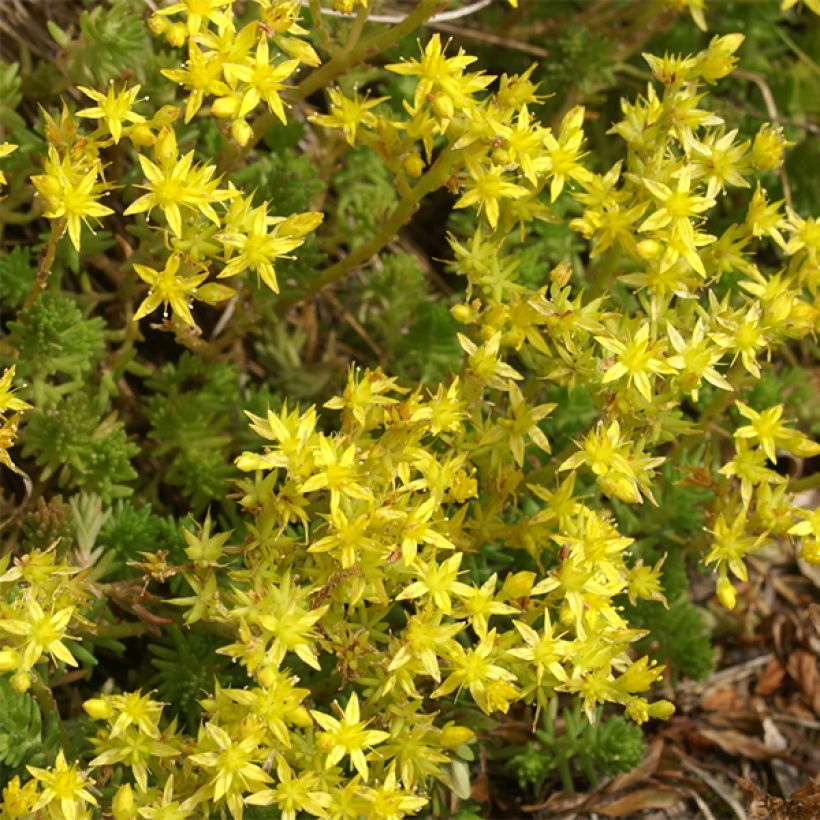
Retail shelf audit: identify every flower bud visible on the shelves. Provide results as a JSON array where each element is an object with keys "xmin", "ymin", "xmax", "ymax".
[
  {"xmin": 451, "ymin": 304, "xmax": 476, "ymax": 324},
  {"xmin": 128, "ymin": 124, "xmax": 154, "ymax": 148},
  {"xmin": 0, "ymin": 648, "xmax": 20, "ymax": 673},
  {"xmin": 212, "ymin": 96, "xmax": 238, "ymax": 119},
  {"xmin": 550, "ymin": 260, "xmax": 572, "ymax": 288},
  {"xmin": 231, "ymin": 119, "xmax": 253, "ymax": 147},
  {"xmin": 636, "ymin": 238, "xmax": 661, "ymax": 260},
  {"xmin": 403, "ymin": 152, "xmax": 425, "ymax": 178},
  {"xmin": 440, "ymin": 725, "xmax": 476, "ymax": 747},
  {"xmin": 716, "ymin": 575, "xmax": 736, "ymax": 609},
  {"xmin": 83, "ymin": 697, "xmax": 113, "ymax": 721},
  {"xmin": 648, "ymin": 699, "xmax": 676, "ymax": 720},
  {"xmin": 11, "ymin": 670, "xmax": 32, "ymax": 694},
  {"xmin": 155, "ymin": 105, "xmax": 182, "ymax": 127},
  {"xmin": 501, "ymin": 570, "xmax": 535, "ymax": 600},
  {"xmin": 147, "ymin": 14, "xmax": 169, "ymax": 36},
  {"xmin": 432, "ymin": 93, "xmax": 454, "ymax": 121},
  {"xmin": 113, "ymin": 784, "xmax": 136, "ymax": 819},
  {"xmin": 165, "ymin": 22, "xmax": 187, "ymax": 48}
]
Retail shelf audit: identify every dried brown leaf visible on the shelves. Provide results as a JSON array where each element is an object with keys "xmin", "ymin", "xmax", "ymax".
[
  {"xmin": 597, "ymin": 787, "xmax": 683, "ymax": 817},
  {"xmin": 756, "ymin": 658, "xmax": 786, "ymax": 696},
  {"xmin": 697, "ymin": 728, "xmax": 781, "ymax": 760},
  {"xmin": 786, "ymin": 651, "xmax": 820, "ymax": 715}
]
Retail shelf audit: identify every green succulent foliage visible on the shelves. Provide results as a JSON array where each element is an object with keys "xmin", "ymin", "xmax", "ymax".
[
  {"xmin": 626, "ymin": 548, "xmax": 714, "ymax": 682},
  {"xmin": 0, "ymin": 247, "xmax": 36, "ymax": 309},
  {"xmin": 21, "ymin": 496, "xmax": 75, "ymax": 551},
  {"xmin": 0, "ymin": 677, "xmax": 60, "ymax": 780},
  {"xmin": 0, "ymin": 61, "xmax": 23, "ymax": 130},
  {"xmin": 333, "ymin": 147, "xmax": 398, "ymax": 247},
  {"xmin": 510, "ymin": 703, "xmax": 645, "ymax": 796},
  {"xmin": 148, "ymin": 625, "xmax": 249, "ymax": 732},
  {"xmin": 356, "ymin": 252, "xmax": 428, "ymax": 345},
  {"xmin": 95, "ymin": 499, "xmax": 186, "ymax": 578},
  {"xmin": 231, "ymin": 149, "xmax": 325, "ymax": 216},
  {"xmin": 393, "ymin": 300, "xmax": 463, "ymax": 384},
  {"xmin": 6, "ymin": 291, "xmax": 106, "ymax": 385},
  {"xmin": 253, "ymin": 318, "xmax": 341, "ymax": 401},
  {"xmin": 21, "ymin": 391, "xmax": 138, "ymax": 501},
  {"xmin": 59, "ymin": 0, "xmax": 152, "ymax": 86},
  {"xmin": 536, "ymin": 25, "xmax": 615, "ymax": 117},
  {"xmin": 144, "ymin": 354, "xmax": 243, "ymax": 512}
]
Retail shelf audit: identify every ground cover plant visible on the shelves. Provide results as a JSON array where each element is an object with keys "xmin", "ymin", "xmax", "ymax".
[{"xmin": 0, "ymin": 0, "xmax": 818, "ymax": 816}]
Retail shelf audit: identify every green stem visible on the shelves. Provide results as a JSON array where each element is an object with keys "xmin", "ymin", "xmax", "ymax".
[
  {"xmin": 274, "ymin": 144, "xmax": 464, "ymax": 313},
  {"xmin": 22, "ymin": 219, "xmax": 63, "ymax": 310},
  {"xmin": 31, "ymin": 674, "xmax": 71, "ymax": 751},
  {"xmin": 789, "ymin": 471, "xmax": 820, "ymax": 493}
]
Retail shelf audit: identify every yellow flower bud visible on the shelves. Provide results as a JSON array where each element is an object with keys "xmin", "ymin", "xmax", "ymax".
[
  {"xmin": 231, "ymin": 119, "xmax": 253, "ymax": 147},
  {"xmin": 128, "ymin": 124, "xmax": 154, "ymax": 147},
  {"xmin": 403, "ymin": 152, "xmax": 425, "ymax": 178},
  {"xmin": 716, "ymin": 575, "xmax": 737, "ymax": 609},
  {"xmin": 500, "ymin": 570, "xmax": 536, "ymax": 600},
  {"xmin": 112, "ymin": 784, "xmax": 136, "ymax": 819},
  {"xmin": 648, "ymin": 699, "xmax": 676, "ymax": 720},
  {"xmin": 83, "ymin": 697, "xmax": 113, "ymax": 720},
  {"xmin": 0, "ymin": 648, "xmax": 20, "ymax": 672},
  {"xmin": 147, "ymin": 14, "xmax": 169, "ymax": 36},
  {"xmin": 155, "ymin": 105, "xmax": 182, "ymax": 127},
  {"xmin": 550, "ymin": 260, "xmax": 572, "ymax": 288},
  {"xmin": 432, "ymin": 93, "xmax": 454, "ymax": 121},
  {"xmin": 636, "ymin": 238, "xmax": 661, "ymax": 260},
  {"xmin": 165, "ymin": 22, "xmax": 187, "ymax": 48},
  {"xmin": 440, "ymin": 725, "xmax": 475, "ymax": 747},
  {"xmin": 11, "ymin": 670, "xmax": 32, "ymax": 693},
  {"xmin": 212, "ymin": 97, "xmax": 238, "ymax": 119},
  {"xmin": 451, "ymin": 304, "xmax": 476, "ymax": 324}
]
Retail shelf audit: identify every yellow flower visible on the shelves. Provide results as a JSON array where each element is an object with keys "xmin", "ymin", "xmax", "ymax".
[
  {"xmin": 27, "ymin": 750, "xmax": 98, "ymax": 820},
  {"xmin": 455, "ymin": 160, "xmax": 528, "ymax": 229},
  {"xmin": 223, "ymin": 37, "xmax": 299, "ymax": 125},
  {"xmin": 162, "ymin": 42, "xmax": 230, "ymax": 122},
  {"xmin": 311, "ymin": 692, "xmax": 390, "ymax": 781},
  {"xmin": 311, "ymin": 87, "xmax": 388, "ymax": 145},
  {"xmin": 245, "ymin": 757, "xmax": 331, "ymax": 820},
  {"xmin": 538, "ymin": 105, "xmax": 593, "ymax": 201},
  {"xmin": 188, "ymin": 724, "xmax": 272, "ymax": 817},
  {"xmin": 132, "ymin": 253, "xmax": 210, "ymax": 326},
  {"xmin": 124, "ymin": 128, "xmax": 234, "ymax": 235},
  {"xmin": 31, "ymin": 147, "xmax": 114, "ymax": 251},
  {"xmin": 0, "ymin": 599, "xmax": 78, "ymax": 671},
  {"xmin": 77, "ymin": 83, "xmax": 146, "ymax": 143},
  {"xmin": 705, "ymin": 509, "xmax": 767, "ymax": 582},
  {"xmin": 217, "ymin": 202, "xmax": 311, "ymax": 293},
  {"xmin": 596, "ymin": 323, "xmax": 675, "ymax": 401}
]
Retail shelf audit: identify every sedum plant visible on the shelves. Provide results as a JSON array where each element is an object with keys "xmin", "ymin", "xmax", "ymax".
[{"xmin": 0, "ymin": 0, "xmax": 817, "ymax": 817}]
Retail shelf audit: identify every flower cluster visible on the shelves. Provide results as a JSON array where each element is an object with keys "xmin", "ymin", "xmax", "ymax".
[
  {"xmin": 151, "ymin": 0, "xmax": 320, "ymax": 144},
  {"xmin": 28, "ymin": 3, "xmax": 324, "ymax": 330},
  {"xmin": 0, "ymin": 1, "xmax": 817, "ymax": 817}
]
